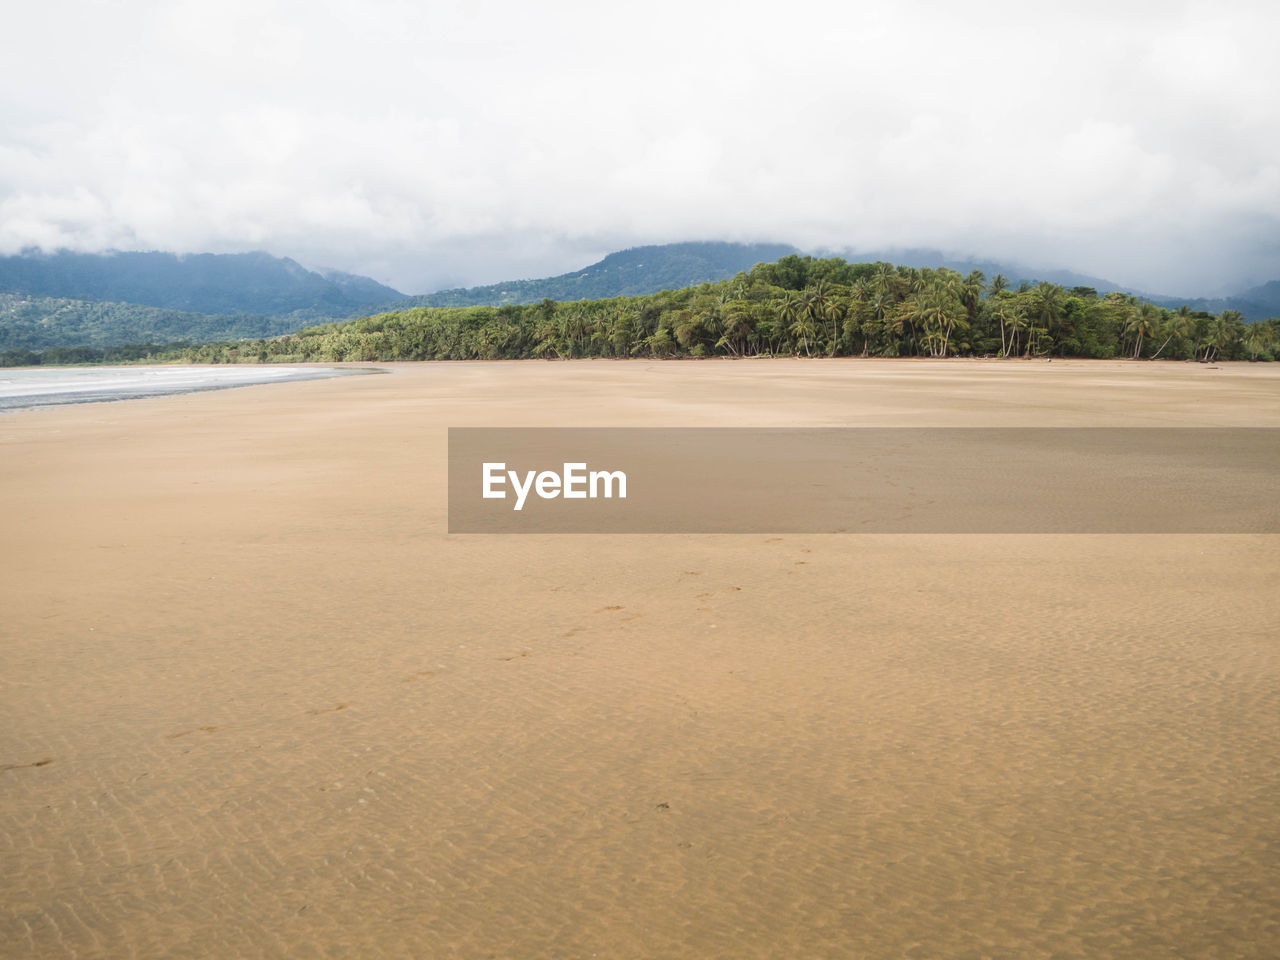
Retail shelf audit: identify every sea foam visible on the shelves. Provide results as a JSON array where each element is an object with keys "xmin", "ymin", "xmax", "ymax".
[{"xmin": 0, "ymin": 365, "xmax": 363, "ymax": 412}]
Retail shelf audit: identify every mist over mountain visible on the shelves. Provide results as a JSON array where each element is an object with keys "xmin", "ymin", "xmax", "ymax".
[
  {"xmin": 385, "ymin": 243, "xmax": 1279, "ymax": 320},
  {"xmin": 384, "ymin": 242, "xmax": 800, "ymax": 309},
  {"xmin": 1143, "ymin": 281, "xmax": 1280, "ymax": 324},
  {"xmin": 0, "ymin": 250, "xmax": 404, "ymax": 318},
  {"xmin": 832, "ymin": 247, "xmax": 1280, "ymax": 320},
  {"xmin": 831, "ymin": 248, "xmax": 1131, "ymax": 295}
]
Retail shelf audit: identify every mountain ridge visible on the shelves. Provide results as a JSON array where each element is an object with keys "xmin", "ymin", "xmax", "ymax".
[
  {"xmin": 0, "ymin": 249, "xmax": 405, "ymax": 318},
  {"xmin": 2, "ymin": 242, "xmax": 1276, "ymax": 353},
  {"xmin": 381, "ymin": 242, "xmax": 801, "ymax": 310}
]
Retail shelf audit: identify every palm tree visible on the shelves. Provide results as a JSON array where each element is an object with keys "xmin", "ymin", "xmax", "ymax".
[
  {"xmin": 803, "ymin": 280, "xmax": 846, "ymax": 355},
  {"xmin": 993, "ymin": 302, "xmax": 1024, "ymax": 358},
  {"xmin": 562, "ymin": 308, "xmax": 589, "ymax": 357},
  {"xmin": 1197, "ymin": 311, "xmax": 1240, "ymax": 362},
  {"xmin": 1029, "ymin": 282, "xmax": 1065, "ymax": 354},
  {"xmin": 874, "ymin": 262, "xmax": 903, "ymax": 301},
  {"xmin": 534, "ymin": 313, "xmax": 566, "ymax": 359},
  {"xmin": 960, "ymin": 270, "xmax": 986, "ymax": 320},
  {"xmin": 634, "ymin": 323, "xmax": 676, "ymax": 357},
  {"xmin": 1003, "ymin": 304, "xmax": 1028, "ymax": 358},
  {"xmin": 1125, "ymin": 302, "xmax": 1162, "ymax": 359},
  {"xmin": 1244, "ymin": 322, "xmax": 1274, "ymax": 360},
  {"xmin": 672, "ymin": 309, "xmax": 705, "ymax": 351},
  {"xmin": 860, "ymin": 284, "xmax": 892, "ymax": 357},
  {"xmin": 603, "ymin": 306, "xmax": 637, "ymax": 356},
  {"xmin": 885, "ymin": 300, "xmax": 918, "ymax": 355},
  {"xmin": 1217, "ymin": 310, "xmax": 1246, "ymax": 360},
  {"xmin": 789, "ymin": 311, "xmax": 819, "ymax": 356},
  {"xmin": 716, "ymin": 302, "xmax": 753, "ymax": 356},
  {"xmin": 913, "ymin": 281, "xmax": 967, "ymax": 357},
  {"xmin": 774, "ymin": 293, "xmax": 804, "ymax": 353},
  {"xmin": 755, "ymin": 317, "xmax": 782, "ymax": 356},
  {"xmin": 1150, "ymin": 305, "xmax": 1192, "ymax": 360}
]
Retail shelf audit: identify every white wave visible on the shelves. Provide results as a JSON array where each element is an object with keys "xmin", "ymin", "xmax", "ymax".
[{"xmin": 0, "ymin": 365, "xmax": 361, "ymax": 411}]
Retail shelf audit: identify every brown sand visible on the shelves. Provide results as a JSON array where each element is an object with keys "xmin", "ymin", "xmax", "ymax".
[{"xmin": 2, "ymin": 359, "xmax": 1278, "ymax": 959}]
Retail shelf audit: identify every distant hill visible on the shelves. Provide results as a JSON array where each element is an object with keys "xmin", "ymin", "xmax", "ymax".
[
  {"xmin": 4, "ymin": 242, "xmax": 1276, "ymax": 355},
  {"xmin": 385, "ymin": 241, "xmax": 800, "ymax": 309},
  {"xmin": 1145, "ymin": 280, "xmax": 1280, "ymax": 322},
  {"xmin": 836, "ymin": 247, "xmax": 1279, "ymax": 320},
  {"xmin": 834, "ymin": 247, "xmax": 1134, "ymax": 296},
  {"xmin": 0, "ymin": 250, "xmax": 405, "ymax": 318},
  {"xmin": 0, "ymin": 293, "xmax": 301, "ymax": 352}
]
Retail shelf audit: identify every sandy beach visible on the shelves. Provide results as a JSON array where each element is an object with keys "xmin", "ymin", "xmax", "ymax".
[{"xmin": 2, "ymin": 358, "xmax": 1278, "ymax": 959}]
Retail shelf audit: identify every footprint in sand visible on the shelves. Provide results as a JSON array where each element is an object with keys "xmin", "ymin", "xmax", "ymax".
[
  {"xmin": 597, "ymin": 605, "xmax": 624, "ymax": 612},
  {"xmin": 1, "ymin": 758, "xmax": 54, "ymax": 771},
  {"xmin": 165, "ymin": 726, "xmax": 219, "ymax": 739}
]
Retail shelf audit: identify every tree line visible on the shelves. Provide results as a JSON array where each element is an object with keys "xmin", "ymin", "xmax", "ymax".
[
  {"xmin": 6, "ymin": 256, "xmax": 1277, "ymax": 366},
  {"xmin": 0, "ymin": 291, "xmax": 298, "ymax": 353}
]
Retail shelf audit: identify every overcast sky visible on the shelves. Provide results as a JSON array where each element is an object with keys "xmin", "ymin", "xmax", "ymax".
[{"xmin": 2, "ymin": 0, "xmax": 1276, "ymax": 296}]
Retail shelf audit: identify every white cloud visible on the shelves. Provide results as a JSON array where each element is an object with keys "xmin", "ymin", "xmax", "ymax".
[{"xmin": 1, "ymin": 0, "xmax": 1276, "ymax": 295}]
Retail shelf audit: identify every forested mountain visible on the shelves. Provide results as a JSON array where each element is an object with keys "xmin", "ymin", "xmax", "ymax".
[
  {"xmin": 1146, "ymin": 280, "xmax": 1280, "ymax": 324},
  {"xmin": 74, "ymin": 255, "xmax": 1272, "ymax": 368},
  {"xmin": 3, "ymin": 244, "xmax": 1277, "ymax": 359},
  {"xmin": 836, "ymin": 248, "xmax": 1129, "ymax": 297},
  {"xmin": 0, "ymin": 293, "xmax": 299, "ymax": 351},
  {"xmin": 0, "ymin": 243, "xmax": 795, "ymax": 352},
  {"xmin": 383, "ymin": 242, "xmax": 799, "ymax": 309},
  {"xmin": 0, "ymin": 250, "xmax": 404, "ymax": 317}
]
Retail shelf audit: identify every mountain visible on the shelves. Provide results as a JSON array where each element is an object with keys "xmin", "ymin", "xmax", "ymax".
[
  {"xmin": 831, "ymin": 247, "xmax": 1134, "ymax": 295},
  {"xmin": 1145, "ymin": 280, "xmax": 1280, "ymax": 322},
  {"xmin": 834, "ymin": 247, "xmax": 1279, "ymax": 320},
  {"xmin": 0, "ymin": 293, "xmax": 301, "ymax": 352},
  {"xmin": 4, "ymin": 242, "xmax": 1276, "ymax": 357},
  {"xmin": 319, "ymin": 267, "xmax": 408, "ymax": 306},
  {"xmin": 384, "ymin": 241, "xmax": 800, "ymax": 309},
  {"xmin": 0, "ymin": 250, "xmax": 404, "ymax": 318}
]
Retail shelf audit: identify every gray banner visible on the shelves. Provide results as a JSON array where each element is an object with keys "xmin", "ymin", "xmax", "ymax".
[{"xmin": 448, "ymin": 428, "xmax": 1280, "ymax": 533}]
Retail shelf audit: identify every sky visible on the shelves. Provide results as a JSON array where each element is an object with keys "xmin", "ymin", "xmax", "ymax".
[{"xmin": 1, "ymin": 0, "xmax": 1277, "ymax": 297}]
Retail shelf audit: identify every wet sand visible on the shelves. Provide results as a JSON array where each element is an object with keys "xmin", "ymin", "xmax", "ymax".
[{"xmin": 3, "ymin": 359, "xmax": 1278, "ymax": 959}]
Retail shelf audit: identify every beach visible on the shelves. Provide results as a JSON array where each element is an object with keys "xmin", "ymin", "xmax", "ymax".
[
  {"xmin": 0, "ymin": 365, "xmax": 366, "ymax": 413},
  {"xmin": 3, "ymin": 359, "xmax": 1278, "ymax": 959}
]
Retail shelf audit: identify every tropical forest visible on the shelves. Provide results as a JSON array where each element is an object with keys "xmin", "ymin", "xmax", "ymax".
[{"xmin": 4, "ymin": 256, "xmax": 1276, "ymax": 366}]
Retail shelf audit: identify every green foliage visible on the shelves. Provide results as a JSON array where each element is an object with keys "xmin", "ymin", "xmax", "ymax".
[
  {"xmin": 0, "ymin": 293, "xmax": 303, "ymax": 351},
  {"xmin": 11, "ymin": 256, "xmax": 1273, "ymax": 367},
  {"xmin": 0, "ymin": 250, "xmax": 403, "ymax": 318}
]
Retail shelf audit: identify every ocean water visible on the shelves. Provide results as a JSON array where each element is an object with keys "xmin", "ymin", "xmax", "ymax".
[{"xmin": 0, "ymin": 365, "xmax": 367, "ymax": 413}]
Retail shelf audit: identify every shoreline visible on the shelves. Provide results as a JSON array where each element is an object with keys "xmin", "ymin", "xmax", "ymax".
[{"xmin": 0, "ymin": 363, "xmax": 382, "ymax": 414}]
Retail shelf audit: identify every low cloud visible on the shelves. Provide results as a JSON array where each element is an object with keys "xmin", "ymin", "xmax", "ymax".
[{"xmin": 2, "ymin": 0, "xmax": 1276, "ymax": 296}]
